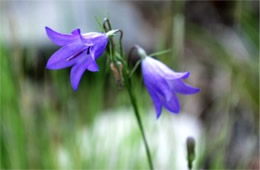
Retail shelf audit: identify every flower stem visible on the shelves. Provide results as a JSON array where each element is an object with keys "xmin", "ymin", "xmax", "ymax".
[
  {"xmin": 103, "ymin": 18, "xmax": 153, "ymax": 169},
  {"xmin": 124, "ymin": 76, "xmax": 154, "ymax": 170}
]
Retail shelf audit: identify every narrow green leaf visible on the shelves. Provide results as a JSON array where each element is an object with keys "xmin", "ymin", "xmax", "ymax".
[{"xmin": 149, "ymin": 49, "xmax": 172, "ymax": 57}]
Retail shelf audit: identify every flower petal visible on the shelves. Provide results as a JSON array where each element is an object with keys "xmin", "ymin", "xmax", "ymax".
[
  {"xmin": 145, "ymin": 84, "xmax": 163, "ymax": 118},
  {"xmin": 87, "ymin": 59, "xmax": 99, "ymax": 72},
  {"xmin": 165, "ymin": 71, "xmax": 190, "ymax": 80},
  {"xmin": 71, "ymin": 28, "xmax": 81, "ymax": 35},
  {"xmin": 141, "ymin": 56, "xmax": 200, "ymax": 117},
  {"xmin": 70, "ymin": 55, "xmax": 99, "ymax": 91},
  {"xmin": 45, "ymin": 27, "xmax": 79, "ymax": 46},
  {"xmin": 70, "ymin": 64, "xmax": 86, "ymax": 91},
  {"xmin": 90, "ymin": 44, "xmax": 107, "ymax": 60},
  {"xmin": 142, "ymin": 61, "xmax": 172, "ymax": 101},
  {"xmin": 173, "ymin": 79, "xmax": 200, "ymax": 95},
  {"xmin": 144, "ymin": 57, "xmax": 190, "ymax": 79},
  {"xmin": 163, "ymin": 93, "xmax": 180, "ymax": 113},
  {"xmin": 82, "ymin": 33, "xmax": 108, "ymax": 59},
  {"xmin": 46, "ymin": 42, "xmax": 87, "ymax": 70}
]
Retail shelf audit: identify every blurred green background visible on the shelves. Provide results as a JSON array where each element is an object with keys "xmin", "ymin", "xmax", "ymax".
[{"xmin": 0, "ymin": 1, "xmax": 259, "ymax": 169}]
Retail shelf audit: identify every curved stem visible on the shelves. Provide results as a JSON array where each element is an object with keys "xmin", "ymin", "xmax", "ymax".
[
  {"xmin": 109, "ymin": 29, "xmax": 124, "ymax": 58},
  {"xmin": 103, "ymin": 18, "xmax": 112, "ymax": 32},
  {"xmin": 103, "ymin": 18, "xmax": 115, "ymax": 62},
  {"xmin": 117, "ymin": 29, "xmax": 124, "ymax": 57}
]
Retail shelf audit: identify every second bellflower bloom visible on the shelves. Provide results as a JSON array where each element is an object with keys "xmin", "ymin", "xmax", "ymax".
[
  {"xmin": 141, "ymin": 57, "xmax": 200, "ymax": 118},
  {"xmin": 45, "ymin": 27, "xmax": 108, "ymax": 91}
]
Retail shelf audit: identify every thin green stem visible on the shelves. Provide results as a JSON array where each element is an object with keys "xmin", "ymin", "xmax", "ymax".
[
  {"xmin": 124, "ymin": 73, "xmax": 154, "ymax": 170},
  {"xmin": 128, "ymin": 59, "xmax": 142, "ymax": 78},
  {"xmin": 124, "ymin": 45, "xmax": 153, "ymax": 169},
  {"xmin": 103, "ymin": 18, "xmax": 153, "ymax": 169}
]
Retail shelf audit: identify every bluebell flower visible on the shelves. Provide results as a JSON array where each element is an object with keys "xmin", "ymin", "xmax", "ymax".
[
  {"xmin": 141, "ymin": 56, "xmax": 200, "ymax": 118},
  {"xmin": 45, "ymin": 27, "xmax": 108, "ymax": 91}
]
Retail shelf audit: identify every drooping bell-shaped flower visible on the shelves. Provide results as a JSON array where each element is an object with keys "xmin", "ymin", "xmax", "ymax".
[
  {"xmin": 141, "ymin": 56, "xmax": 200, "ymax": 118},
  {"xmin": 45, "ymin": 27, "xmax": 108, "ymax": 91}
]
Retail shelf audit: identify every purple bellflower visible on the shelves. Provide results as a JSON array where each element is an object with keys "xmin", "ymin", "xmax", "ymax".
[
  {"xmin": 141, "ymin": 56, "xmax": 200, "ymax": 118},
  {"xmin": 45, "ymin": 27, "xmax": 109, "ymax": 91}
]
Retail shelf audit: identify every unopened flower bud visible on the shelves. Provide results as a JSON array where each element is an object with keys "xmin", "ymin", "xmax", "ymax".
[
  {"xmin": 136, "ymin": 46, "xmax": 147, "ymax": 58},
  {"xmin": 186, "ymin": 136, "xmax": 196, "ymax": 170}
]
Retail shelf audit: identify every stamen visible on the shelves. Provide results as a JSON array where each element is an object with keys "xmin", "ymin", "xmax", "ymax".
[
  {"xmin": 66, "ymin": 48, "xmax": 89, "ymax": 61},
  {"xmin": 87, "ymin": 46, "xmax": 91, "ymax": 55}
]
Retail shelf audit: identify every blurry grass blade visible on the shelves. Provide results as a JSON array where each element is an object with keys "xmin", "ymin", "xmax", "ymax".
[
  {"xmin": 95, "ymin": 16, "xmax": 106, "ymax": 32},
  {"xmin": 149, "ymin": 49, "xmax": 172, "ymax": 57}
]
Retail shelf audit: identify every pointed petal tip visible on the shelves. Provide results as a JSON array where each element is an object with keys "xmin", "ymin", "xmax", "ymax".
[
  {"xmin": 170, "ymin": 108, "xmax": 180, "ymax": 114},
  {"xmin": 45, "ymin": 61, "xmax": 56, "ymax": 70},
  {"xmin": 91, "ymin": 68, "xmax": 99, "ymax": 72},
  {"xmin": 87, "ymin": 60, "xmax": 99, "ymax": 72},
  {"xmin": 45, "ymin": 62, "xmax": 52, "ymax": 70},
  {"xmin": 45, "ymin": 26, "xmax": 80, "ymax": 46},
  {"xmin": 187, "ymin": 87, "xmax": 200, "ymax": 95},
  {"xmin": 156, "ymin": 111, "xmax": 162, "ymax": 119},
  {"xmin": 71, "ymin": 79, "xmax": 79, "ymax": 91},
  {"xmin": 45, "ymin": 65, "xmax": 50, "ymax": 69},
  {"xmin": 166, "ymin": 71, "xmax": 191, "ymax": 80},
  {"xmin": 195, "ymin": 88, "xmax": 200, "ymax": 93},
  {"xmin": 45, "ymin": 61, "xmax": 64, "ymax": 70},
  {"xmin": 71, "ymin": 82, "xmax": 79, "ymax": 92},
  {"xmin": 70, "ymin": 63, "xmax": 88, "ymax": 92},
  {"xmin": 45, "ymin": 27, "xmax": 53, "ymax": 38},
  {"xmin": 87, "ymin": 65, "xmax": 99, "ymax": 72},
  {"xmin": 174, "ymin": 79, "xmax": 200, "ymax": 95},
  {"xmin": 171, "ymin": 104, "xmax": 180, "ymax": 114},
  {"xmin": 72, "ymin": 86, "xmax": 78, "ymax": 91},
  {"xmin": 45, "ymin": 27, "xmax": 57, "ymax": 42},
  {"xmin": 45, "ymin": 65, "xmax": 56, "ymax": 70},
  {"xmin": 45, "ymin": 26, "xmax": 53, "ymax": 34},
  {"xmin": 71, "ymin": 28, "xmax": 81, "ymax": 35},
  {"xmin": 182, "ymin": 72, "xmax": 190, "ymax": 79}
]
